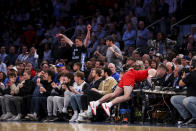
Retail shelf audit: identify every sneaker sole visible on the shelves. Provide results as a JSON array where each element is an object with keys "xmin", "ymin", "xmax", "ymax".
[
  {"xmin": 90, "ymin": 103, "xmax": 97, "ymax": 116},
  {"xmin": 101, "ymin": 104, "xmax": 110, "ymax": 117}
]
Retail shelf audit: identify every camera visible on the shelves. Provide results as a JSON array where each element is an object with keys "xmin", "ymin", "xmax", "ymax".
[
  {"xmin": 178, "ymin": 67, "xmax": 190, "ymax": 77},
  {"xmin": 151, "ymin": 77, "xmax": 165, "ymax": 89}
]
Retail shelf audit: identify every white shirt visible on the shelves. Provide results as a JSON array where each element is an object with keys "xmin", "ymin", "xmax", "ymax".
[{"xmin": 73, "ymin": 81, "xmax": 86, "ymax": 93}]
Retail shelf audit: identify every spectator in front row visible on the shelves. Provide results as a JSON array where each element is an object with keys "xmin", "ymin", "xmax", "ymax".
[
  {"xmin": 26, "ymin": 70, "xmax": 54, "ymax": 120},
  {"xmin": 0, "ymin": 73, "xmax": 18, "ymax": 120},
  {"xmin": 5, "ymin": 71, "xmax": 35, "ymax": 120},
  {"xmin": 79, "ymin": 68, "xmax": 103, "ymax": 119},
  {"xmin": 171, "ymin": 57, "xmax": 196, "ymax": 125},
  {"xmin": 78, "ymin": 68, "xmax": 117, "ymax": 122},
  {"xmin": 69, "ymin": 71, "xmax": 89, "ymax": 122},
  {"xmin": 45, "ymin": 73, "xmax": 71, "ymax": 122}
]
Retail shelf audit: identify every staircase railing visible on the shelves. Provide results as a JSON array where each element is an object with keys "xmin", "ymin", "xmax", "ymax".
[{"xmin": 171, "ymin": 15, "xmax": 193, "ymax": 29}]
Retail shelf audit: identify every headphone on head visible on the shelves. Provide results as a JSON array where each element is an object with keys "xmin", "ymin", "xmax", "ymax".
[{"xmin": 171, "ymin": 62, "xmax": 175, "ymax": 71}]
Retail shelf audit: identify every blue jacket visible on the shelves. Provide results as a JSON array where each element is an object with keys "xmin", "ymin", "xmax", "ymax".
[
  {"xmin": 136, "ymin": 29, "xmax": 149, "ymax": 47},
  {"xmin": 122, "ymin": 30, "xmax": 136, "ymax": 46}
]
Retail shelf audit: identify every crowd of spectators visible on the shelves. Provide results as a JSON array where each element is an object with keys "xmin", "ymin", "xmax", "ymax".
[{"xmin": 0, "ymin": 0, "xmax": 196, "ymax": 123}]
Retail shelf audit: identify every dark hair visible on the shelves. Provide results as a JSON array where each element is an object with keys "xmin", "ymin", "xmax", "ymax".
[
  {"xmin": 151, "ymin": 59, "xmax": 158, "ymax": 69},
  {"xmin": 9, "ymin": 73, "xmax": 17, "ymax": 78},
  {"xmin": 127, "ymin": 57, "xmax": 136, "ymax": 62},
  {"xmin": 103, "ymin": 67, "xmax": 112, "ymax": 76},
  {"xmin": 145, "ymin": 59, "xmax": 152, "ymax": 65},
  {"xmin": 46, "ymin": 70, "xmax": 55, "ymax": 80},
  {"xmin": 24, "ymin": 71, "xmax": 32, "ymax": 77},
  {"xmin": 158, "ymin": 64, "xmax": 168, "ymax": 72},
  {"xmin": 176, "ymin": 58, "xmax": 181, "ymax": 65},
  {"xmin": 75, "ymin": 36, "xmax": 83, "ymax": 42},
  {"xmin": 65, "ymin": 65, "xmax": 71, "ymax": 71},
  {"xmin": 27, "ymin": 62, "xmax": 33, "ymax": 66},
  {"xmin": 74, "ymin": 71, "xmax": 85, "ymax": 80},
  {"xmin": 0, "ymin": 72, "xmax": 6, "ymax": 82},
  {"xmin": 18, "ymin": 71, "xmax": 24, "ymax": 77},
  {"xmin": 41, "ymin": 62, "xmax": 49, "ymax": 68},
  {"xmin": 36, "ymin": 68, "xmax": 42, "ymax": 73},
  {"xmin": 59, "ymin": 72, "xmax": 74, "ymax": 80},
  {"xmin": 92, "ymin": 68, "xmax": 102, "ymax": 77},
  {"xmin": 100, "ymin": 61, "xmax": 104, "ymax": 66},
  {"xmin": 96, "ymin": 60, "xmax": 104, "ymax": 66},
  {"xmin": 134, "ymin": 51, "xmax": 141, "ymax": 56},
  {"xmin": 65, "ymin": 72, "xmax": 74, "ymax": 80},
  {"xmin": 17, "ymin": 62, "xmax": 25, "ymax": 66},
  {"xmin": 105, "ymin": 36, "xmax": 114, "ymax": 43},
  {"xmin": 74, "ymin": 62, "xmax": 82, "ymax": 69}
]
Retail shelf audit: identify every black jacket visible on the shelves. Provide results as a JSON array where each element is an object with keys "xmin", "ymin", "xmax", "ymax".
[
  {"xmin": 164, "ymin": 73, "xmax": 175, "ymax": 87},
  {"xmin": 82, "ymin": 83, "xmax": 90, "ymax": 94},
  {"xmin": 39, "ymin": 80, "xmax": 53, "ymax": 97},
  {"xmin": 18, "ymin": 79, "xmax": 35, "ymax": 96},
  {"xmin": 89, "ymin": 78, "xmax": 103, "ymax": 89}
]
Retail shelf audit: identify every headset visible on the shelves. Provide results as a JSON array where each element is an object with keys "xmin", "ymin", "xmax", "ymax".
[{"xmin": 171, "ymin": 62, "xmax": 175, "ymax": 71}]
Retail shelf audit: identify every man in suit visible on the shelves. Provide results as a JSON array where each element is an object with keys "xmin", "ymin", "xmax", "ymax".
[
  {"xmin": 164, "ymin": 62, "xmax": 175, "ymax": 87},
  {"xmin": 172, "ymin": 65, "xmax": 183, "ymax": 89}
]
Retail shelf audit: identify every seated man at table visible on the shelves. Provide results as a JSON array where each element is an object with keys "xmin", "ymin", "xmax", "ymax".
[
  {"xmin": 90, "ymin": 64, "xmax": 167, "ymax": 116},
  {"xmin": 164, "ymin": 62, "xmax": 175, "ymax": 87},
  {"xmin": 172, "ymin": 65, "xmax": 183, "ymax": 90},
  {"xmin": 171, "ymin": 57, "xmax": 196, "ymax": 125}
]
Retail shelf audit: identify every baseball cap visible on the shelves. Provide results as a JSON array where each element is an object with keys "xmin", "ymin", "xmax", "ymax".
[
  {"xmin": 10, "ymin": 66, "xmax": 18, "ymax": 72},
  {"xmin": 155, "ymin": 53, "xmax": 162, "ymax": 58},
  {"xmin": 182, "ymin": 56, "xmax": 191, "ymax": 61},
  {"xmin": 56, "ymin": 63, "xmax": 64, "ymax": 68}
]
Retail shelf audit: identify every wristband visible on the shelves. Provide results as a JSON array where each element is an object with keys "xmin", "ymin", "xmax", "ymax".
[{"xmin": 98, "ymin": 91, "xmax": 102, "ymax": 94}]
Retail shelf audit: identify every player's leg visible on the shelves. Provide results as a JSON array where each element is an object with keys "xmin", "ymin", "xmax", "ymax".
[
  {"xmin": 101, "ymin": 86, "xmax": 133, "ymax": 116},
  {"xmin": 90, "ymin": 86, "xmax": 123, "ymax": 115}
]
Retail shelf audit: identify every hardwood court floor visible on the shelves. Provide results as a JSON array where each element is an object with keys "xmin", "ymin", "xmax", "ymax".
[{"xmin": 0, "ymin": 122, "xmax": 195, "ymax": 131}]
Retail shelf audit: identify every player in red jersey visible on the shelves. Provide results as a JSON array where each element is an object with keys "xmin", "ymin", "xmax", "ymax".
[{"xmin": 90, "ymin": 64, "xmax": 167, "ymax": 116}]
